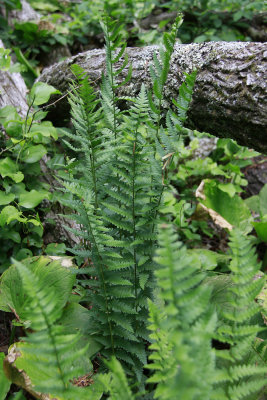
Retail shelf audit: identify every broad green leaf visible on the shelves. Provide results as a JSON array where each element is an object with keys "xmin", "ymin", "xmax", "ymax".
[
  {"xmin": 189, "ymin": 248, "xmax": 222, "ymax": 271},
  {"xmin": 0, "ymin": 106, "xmax": 19, "ymax": 125},
  {"xmin": 20, "ymin": 144, "xmax": 47, "ymax": 163},
  {"xmin": 0, "ymin": 228, "xmax": 21, "ymax": 243},
  {"xmin": 0, "ymin": 205, "xmax": 27, "ymax": 227},
  {"xmin": 18, "ymin": 189, "xmax": 50, "ymax": 208},
  {"xmin": 0, "ymin": 48, "xmax": 11, "ymax": 70},
  {"xmin": 59, "ymin": 302, "xmax": 101, "ymax": 360},
  {"xmin": 245, "ymin": 195, "xmax": 260, "ymax": 214},
  {"xmin": 218, "ymin": 183, "xmax": 236, "ymax": 198},
  {"xmin": 15, "ymin": 248, "xmax": 33, "ymax": 260},
  {"xmin": 178, "ymin": 158, "xmax": 228, "ymax": 181},
  {"xmin": 201, "ymin": 180, "xmax": 253, "ymax": 233},
  {"xmin": 0, "ymin": 105, "xmax": 22, "ymax": 137},
  {"xmin": 30, "ymin": 82, "xmax": 61, "ymax": 106},
  {"xmin": 0, "ymin": 157, "xmax": 24, "ymax": 182},
  {"xmin": 0, "ymin": 191, "xmax": 15, "ymax": 206},
  {"xmin": 29, "ymin": 122, "xmax": 58, "ymax": 140},
  {"xmin": 27, "ymin": 218, "xmax": 42, "ymax": 226},
  {"xmin": 0, "ymin": 352, "xmax": 11, "ymax": 400},
  {"xmin": 253, "ymin": 222, "xmax": 267, "ymax": 242},
  {"xmin": 0, "ymin": 256, "xmax": 76, "ymax": 318},
  {"xmin": 45, "ymin": 242, "xmax": 66, "ymax": 255},
  {"xmin": 5, "ymin": 342, "xmax": 98, "ymax": 400}
]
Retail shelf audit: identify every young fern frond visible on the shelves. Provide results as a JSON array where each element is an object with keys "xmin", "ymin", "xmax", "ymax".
[
  {"xmin": 163, "ymin": 70, "xmax": 197, "ymax": 154},
  {"xmin": 98, "ymin": 357, "xmax": 135, "ymax": 400},
  {"xmin": 147, "ymin": 224, "xmax": 218, "ymax": 399},
  {"xmin": 100, "ymin": 16, "xmax": 132, "ymax": 142},
  {"xmin": 148, "ymin": 14, "xmax": 183, "ymax": 143}
]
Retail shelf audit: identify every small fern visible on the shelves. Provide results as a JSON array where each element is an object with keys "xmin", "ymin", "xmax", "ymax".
[
  {"xmin": 146, "ymin": 224, "xmax": 218, "ymax": 399},
  {"xmin": 98, "ymin": 357, "xmax": 135, "ymax": 400},
  {"xmin": 9, "ymin": 259, "xmax": 91, "ymax": 400},
  {"xmin": 214, "ymin": 230, "xmax": 267, "ymax": 400}
]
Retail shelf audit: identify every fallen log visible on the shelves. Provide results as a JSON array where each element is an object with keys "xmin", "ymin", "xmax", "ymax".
[{"xmin": 39, "ymin": 41, "xmax": 267, "ymax": 153}]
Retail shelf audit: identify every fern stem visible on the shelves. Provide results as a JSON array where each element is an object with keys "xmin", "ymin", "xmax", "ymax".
[
  {"xmin": 89, "ymin": 150, "xmax": 98, "ymax": 209},
  {"xmin": 132, "ymin": 140, "xmax": 138, "ymax": 311},
  {"xmin": 82, "ymin": 203, "xmax": 115, "ymax": 355}
]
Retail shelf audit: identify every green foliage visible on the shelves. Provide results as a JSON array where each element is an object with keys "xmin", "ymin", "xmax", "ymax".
[
  {"xmin": 0, "ymin": 256, "xmax": 100, "ymax": 399},
  {"xmin": 1, "ymin": 8, "xmax": 267, "ymax": 399},
  {"xmin": 0, "ymin": 353, "xmax": 11, "ymax": 400},
  {"xmin": 55, "ymin": 16, "xmax": 197, "ymax": 382},
  {"xmin": 0, "ymin": 82, "xmax": 61, "ymax": 271},
  {"xmin": 0, "ymin": 256, "xmax": 75, "ymax": 317},
  {"xmin": 98, "ymin": 357, "xmax": 135, "ymax": 400},
  {"xmin": 159, "ymin": 135, "xmax": 261, "ymax": 247},
  {"xmin": 246, "ymin": 184, "xmax": 267, "ymax": 244},
  {"xmin": 146, "ymin": 224, "xmax": 217, "ymax": 399},
  {"xmin": 214, "ymin": 230, "xmax": 267, "ymax": 400},
  {"xmin": 7, "ymin": 258, "xmax": 93, "ymax": 399}
]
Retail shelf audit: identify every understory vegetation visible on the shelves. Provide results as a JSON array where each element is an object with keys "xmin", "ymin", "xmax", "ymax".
[{"xmin": 0, "ymin": 1, "xmax": 267, "ymax": 399}]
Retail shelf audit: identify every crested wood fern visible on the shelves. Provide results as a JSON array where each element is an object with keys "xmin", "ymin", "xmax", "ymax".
[{"xmin": 58, "ymin": 15, "xmax": 194, "ymax": 381}]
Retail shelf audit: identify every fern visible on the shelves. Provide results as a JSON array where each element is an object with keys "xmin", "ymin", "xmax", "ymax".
[
  {"xmin": 55, "ymin": 14, "xmax": 206, "ymax": 388},
  {"xmin": 98, "ymin": 357, "xmax": 135, "ymax": 400},
  {"xmin": 100, "ymin": 16, "xmax": 132, "ymax": 143},
  {"xmin": 214, "ymin": 230, "xmax": 267, "ymax": 400},
  {"xmin": 148, "ymin": 14, "xmax": 183, "ymax": 145},
  {"xmin": 10, "ymin": 259, "xmax": 91, "ymax": 400},
  {"xmin": 146, "ymin": 224, "xmax": 218, "ymax": 399},
  {"xmin": 163, "ymin": 70, "xmax": 197, "ymax": 154},
  {"xmin": 62, "ymin": 64, "xmax": 112, "ymax": 210}
]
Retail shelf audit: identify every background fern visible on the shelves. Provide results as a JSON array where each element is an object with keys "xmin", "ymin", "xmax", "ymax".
[{"xmin": 213, "ymin": 230, "xmax": 267, "ymax": 400}]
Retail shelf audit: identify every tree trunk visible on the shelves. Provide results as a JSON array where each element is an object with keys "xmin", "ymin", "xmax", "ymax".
[
  {"xmin": 0, "ymin": 40, "xmax": 28, "ymax": 116},
  {"xmin": 39, "ymin": 41, "xmax": 267, "ymax": 153}
]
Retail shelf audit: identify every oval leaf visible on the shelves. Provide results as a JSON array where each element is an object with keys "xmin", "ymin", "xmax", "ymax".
[
  {"xmin": 19, "ymin": 190, "xmax": 49, "ymax": 208},
  {"xmin": 20, "ymin": 144, "xmax": 47, "ymax": 163},
  {"xmin": 30, "ymin": 82, "xmax": 61, "ymax": 106}
]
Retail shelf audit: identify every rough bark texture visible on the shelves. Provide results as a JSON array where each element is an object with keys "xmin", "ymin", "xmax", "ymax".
[
  {"xmin": 39, "ymin": 41, "xmax": 267, "ymax": 153},
  {"xmin": 7, "ymin": 0, "xmax": 40, "ymax": 23},
  {"xmin": 243, "ymin": 156, "xmax": 267, "ymax": 197},
  {"xmin": 0, "ymin": 40, "xmax": 28, "ymax": 116}
]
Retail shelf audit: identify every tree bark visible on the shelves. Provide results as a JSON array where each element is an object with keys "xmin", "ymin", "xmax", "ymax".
[
  {"xmin": 0, "ymin": 40, "xmax": 28, "ymax": 116},
  {"xmin": 39, "ymin": 41, "xmax": 267, "ymax": 153}
]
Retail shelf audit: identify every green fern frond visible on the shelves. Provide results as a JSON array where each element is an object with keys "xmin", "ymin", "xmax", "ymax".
[
  {"xmin": 98, "ymin": 357, "xmax": 135, "ymax": 400},
  {"xmin": 147, "ymin": 224, "xmax": 218, "ymax": 399},
  {"xmin": 11, "ymin": 259, "xmax": 90, "ymax": 400},
  {"xmin": 214, "ymin": 230, "xmax": 267, "ymax": 400}
]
